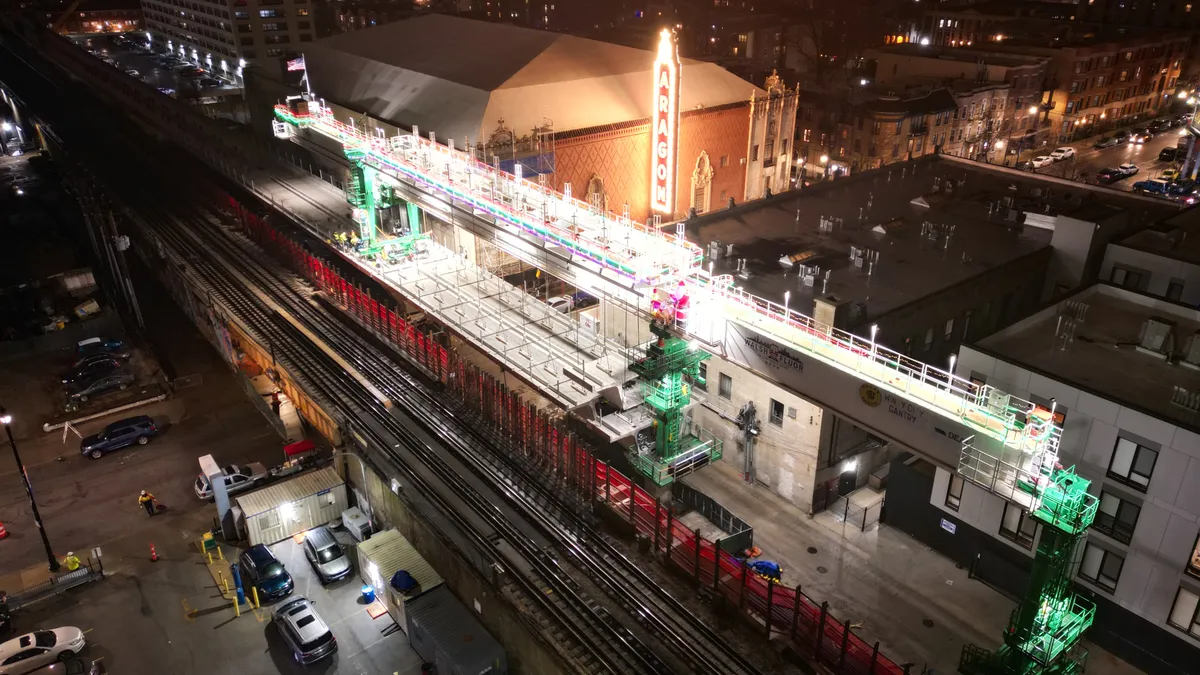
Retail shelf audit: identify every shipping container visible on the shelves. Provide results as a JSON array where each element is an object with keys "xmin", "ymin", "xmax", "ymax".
[
  {"xmin": 405, "ymin": 586, "xmax": 507, "ymax": 675},
  {"xmin": 356, "ymin": 528, "xmax": 443, "ymax": 631}
]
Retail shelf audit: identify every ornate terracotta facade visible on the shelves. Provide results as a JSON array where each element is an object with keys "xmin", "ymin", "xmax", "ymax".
[{"xmin": 549, "ymin": 102, "xmax": 758, "ymax": 224}]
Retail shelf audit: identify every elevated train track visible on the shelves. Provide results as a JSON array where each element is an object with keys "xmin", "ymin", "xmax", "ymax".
[{"xmin": 0, "ymin": 23, "xmax": 766, "ymax": 675}]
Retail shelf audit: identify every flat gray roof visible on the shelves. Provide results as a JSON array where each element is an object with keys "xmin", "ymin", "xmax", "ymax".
[
  {"xmin": 976, "ymin": 283, "xmax": 1200, "ymax": 431},
  {"xmin": 686, "ymin": 155, "xmax": 1176, "ymax": 325},
  {"xmin": 1118, "ymin": 206, "xmax": 1200, "ymax": 265}
]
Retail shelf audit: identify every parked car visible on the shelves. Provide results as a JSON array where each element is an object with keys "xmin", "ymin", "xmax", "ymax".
[
  {"xmin": 66, "ymin": 371, "xmax": 134, "ymax": 403},
  {"xmin": 1031, "ymin": 155, "xmax": 1055, "ymax": 168},
  {"xmin": 239, "ymin": 544, "xmax": 294, "ymax": 603},
  {"xmin": 1049, "ymin": 147, "xmax": 1076, "ymax": 160},
  {"xmin": 272, "ymin": 597, "xmax": 336, "ymax": 664},
  {"xmin": 1118, "ymin": 163, "xmax": 1140, "ymax": 176},
  {"xmin": 193, "ymin": 462, "xmax": 268, "ymax": 500},
  {"xmin": 74, "ymin": 337, "xmax": 126, "ymax": 359},
  {"xmin": 1160, "ymin": 147, "xmax": 1180, "ymax": 162},
  {"xmin": 1094, "ymin": 136, "xmax": 1118, "ymax": 149},
  {"xmin": 32, "ymin": 658, "xmax": 106, "ymax": 674},
  {"xmin": 198, "ymin": 78, "xmax": 221, "ymax": 88},
  {"xmin": 302, "ymin": 526, "xmax": 352, "ymax": 583},
  {"xmin": 124, "ymin": 69, "xmax": 139, "ymax": 77},
  {"xmin": 1162, "ymin": 168, "xmax": 1182, "ymax": 182},
  {"xmin": 1096, "ymin": 167, "xmax": 1124, "ymax": 184},
  {"xmin": 63, "ymin": 355, "xmax": 122, "ymax": 382},
  {"xmin": 1133, "ymin": 178, "xmax": 1171, "ymax": 195},
  {"xmin": 79, "ymin": 415, "xmax": 158, "ymax": 459},
  {"xmin": 1177, "ymin": 114, "xmax": 1192, "ymax": 126},
  {"xmin": 1148, "ymin": 120, "xmax": 1169, "ymax": 134},
  {"xmin": 0, "ymin": 628, "xmax": 86, "ymax": 675},
  {"xmin": 1113, "ymin": 130, "xmax": 1131, "ymax": 143}
]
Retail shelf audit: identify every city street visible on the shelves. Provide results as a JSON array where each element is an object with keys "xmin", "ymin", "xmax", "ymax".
[{"xmin": 1027, "ymin": 126, "xmax": 1189, "ymax": 192}]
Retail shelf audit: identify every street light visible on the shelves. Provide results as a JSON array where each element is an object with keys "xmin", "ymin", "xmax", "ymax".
[
  {"xmin": 1, "ymin": 408, "xmax": 61, "ymax": 572},
  {"xmin": 1180, "ymin": 91, "xmax": 1190, "ymax": 100},
  {"xmin": 1028, "ymin": 106, "xmax": 1038, "ymax": 116},
  {"xmin": 783, "ymin": 290, "xmax": 791, "ymax": 316}
]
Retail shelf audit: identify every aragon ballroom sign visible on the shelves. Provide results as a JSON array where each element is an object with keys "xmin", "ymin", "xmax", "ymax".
[{"xmin": 650, "ymin": 29, "xmax": 680, "ymax": 215}]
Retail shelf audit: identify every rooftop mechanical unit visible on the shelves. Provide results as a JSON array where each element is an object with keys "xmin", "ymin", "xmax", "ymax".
[{"xmin": 1136, "ymin": 316, "xmax": 1176, "ymax": 359}]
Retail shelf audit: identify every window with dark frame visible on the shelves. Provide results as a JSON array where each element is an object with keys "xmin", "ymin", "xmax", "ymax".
[
  {"xmin": 1187, "ymin": 535, "xmax": 1200, "ymax": 579},
  {"xmin": 694, "ymin": 362, "xmax": 707, "ymax": 391},
  {"xmin": 718, "ymin": 373, "xmax": 732, "ymax": 400},
  {"xmin": 769, "ymin": 399, "xmax": 785, "ymax": 427},
  {"xmin": 1093, "ymin": 491, "xmax": 1140, "ymax": 544},
  {"xmin": 1167, "ymin": 586, "xmax": 1200, "ymax": 639},
  {"xmin": 1108, "ymin": 437, "xmax": 1157, "ymax": 491},
  {"xmin": 1078, "ymin": 543, "xmax": 1124, "ymax": 592},
  {"xmin": 999, "ymin": 502, "xmax": 1037, "ymax": 549},
  {"xmin": 946, "ymin": 473, "xmax": 964, "ymax": 511},
  {"xmin": 1167, "ymin": 280, "xmax": 1185, "ymax": 302}
]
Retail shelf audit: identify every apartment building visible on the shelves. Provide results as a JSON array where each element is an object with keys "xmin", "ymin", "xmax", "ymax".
[
  {"xmin": 942, "ymin": 81, "xmax": 1010, "ymax": 161},
  {"xmin": 1038, "ymin": 35, "xmax": 1190, "ymax": 141},
  {"xmin": 937, "ymin": 279, "xmax": 1200, "ymax": 675},
  {"xmin": 831, "ymin": 87, "xmax": 957, "ymax": 173},
  {"xmin": 868, "ymin": 44, "xmax": 1052, "ymax": 152},
  {"xmin": 142, "ymin": 0, "xmax": 317, "ymax": 81}
]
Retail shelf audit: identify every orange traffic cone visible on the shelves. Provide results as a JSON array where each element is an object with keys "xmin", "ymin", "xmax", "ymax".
[
  {"xmin": 0, "ymin": 521, "xmax": 8, "ymax": 540},
  {"xmin": 150, "ymin": 543, "xmax": 158, "ymax": 562}
]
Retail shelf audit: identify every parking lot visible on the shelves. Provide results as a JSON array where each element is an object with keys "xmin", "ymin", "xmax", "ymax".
[
  {"xmin": 9, "ymin": 523, "xmax": 427, "ymax": 674},
  {"xmin": 72, "ymin": 33, "xmax": 239, "ymax": 99}
]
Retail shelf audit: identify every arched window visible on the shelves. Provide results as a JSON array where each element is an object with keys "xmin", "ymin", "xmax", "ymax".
[
  {"xmin": 585, "ymin": 174, "xmax": 608, "ymax": 212},
  {"xmin": 691, "ymin": 151, "xmax": 714, "ymax": 214}
]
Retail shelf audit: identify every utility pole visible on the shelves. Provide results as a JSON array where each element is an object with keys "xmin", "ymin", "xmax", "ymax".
[{"xmin": 1, "ymin": 407, "xmax": 61, "ymax": 572}]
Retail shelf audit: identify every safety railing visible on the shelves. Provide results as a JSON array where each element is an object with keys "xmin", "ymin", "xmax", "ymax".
[
  {"xmin": 276, "ymin": 99, "xmax": 1065, "ymax": 465},
  {"xmin": 275, "ymin": 103, "xmax": 703, "ymax": 283},
  {"xmin": 690, "ymin": 274, "xmax": 1061, "ymax": 458},
  {"xmin": 1012, "ymin": 596, "xmax": 1095, "ymax": 666}
]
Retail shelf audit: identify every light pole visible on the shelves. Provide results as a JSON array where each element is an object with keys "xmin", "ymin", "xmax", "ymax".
[
  {"xmin": 870, "ymin": 323, "xmax": 879, "ymax": 360},
  {"xmin": 783, "ymin": 290, "xmax": 790, "ymax": 318},
  {"xmin": 1, "ymin": 408, "xmax": 61, "ymax": 572}
]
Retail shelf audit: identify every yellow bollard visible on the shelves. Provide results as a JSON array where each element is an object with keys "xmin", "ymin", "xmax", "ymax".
[
  {"xmin": 217, "ymin": 546, "xmax": 224, "ymax": 561},
  {"xmin": 234, "ymin": 597, "xmax": 240, "ymax": 617},
  {"xmin": 206, "ymin": 551, "xmax": 213, "ymax": 565},
  {"xmin": 223, "ymin": 578, "xmax": 230, "ymax": 594},
  {"xmin": 252, "ymin": 586, "xmax": 260, "ymax": 609}
]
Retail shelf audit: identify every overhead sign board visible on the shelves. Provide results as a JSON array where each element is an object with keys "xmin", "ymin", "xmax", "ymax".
[{"xmin": 650, "ymin": 29, "xmax": 680, "ymax": 215}]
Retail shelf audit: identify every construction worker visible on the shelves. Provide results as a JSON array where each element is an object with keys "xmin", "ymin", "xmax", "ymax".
[
  {"xmin": 138, "ymin": 490, "xmax": 157, "ymax": 517},
  {"xmin": 63, "ymin": 552, "xmax": 81, "ymax": 572}
]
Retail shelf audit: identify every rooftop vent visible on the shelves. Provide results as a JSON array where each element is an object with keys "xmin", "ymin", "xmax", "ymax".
[
  {"xmin": 1136, "ymin": 316, "xmax": 1176, "ymax": 359},
  {"xmin": 779, "ymin": 249, "xmax": 819, "ymax": 269},
  {"xmin": 1171, "ymin": 386, "xmax": 1200, "ymax": 413}
]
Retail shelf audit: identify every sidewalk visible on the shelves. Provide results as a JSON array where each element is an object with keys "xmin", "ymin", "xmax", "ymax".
[{"xmin": 682, "ymin": 461, "xmax": 1141, "ymax": 675}]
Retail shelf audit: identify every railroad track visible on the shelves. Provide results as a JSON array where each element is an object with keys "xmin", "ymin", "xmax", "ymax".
[
  {"xmin": 234, "ymin": 177, "xmax": 765, "ymax": 675},
  {"xmin": 0, "ymin": 35, "xmax": 764, "ymax": 675},
  {"xmin": 0, "ymin": 39, "xmax": 657, "ymax": 675}
]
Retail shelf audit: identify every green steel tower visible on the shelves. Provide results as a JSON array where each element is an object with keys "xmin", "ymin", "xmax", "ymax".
[
  {"xmin": 959, "ymin": 461, "xmax": 1099, "ymax": 675},
  {"xmin": 629, "ymin": 319, "xmax": 722, "ymax": 485}
]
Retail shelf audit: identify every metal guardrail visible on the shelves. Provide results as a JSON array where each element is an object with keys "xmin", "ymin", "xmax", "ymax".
[{"xmin": 6, "ymin": 558, "xmax": 105, "ymax": 610}]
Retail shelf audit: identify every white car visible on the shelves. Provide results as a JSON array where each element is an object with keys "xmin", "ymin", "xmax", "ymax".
[
  {"xmin": 1118, "ymin": 163, "xmax": 1139, "ymax": 176},
  {"xmin": 194, "ymin": 462, "xmax": 268, "ymax": 500},
  {"xmin": 1031, "ymin": 155, "xmax": 1055, "ymax": 168},
  {"xmin": 0, "ymin": 628, "xmax": 86, "ymax": 675},
  {"xmin": 1049, "ymin": 147, "xmax": 1076, "ymax": 161},
  {"xmin": 125, "ymin": 69, "xmax": 139, "ymax": 77}
]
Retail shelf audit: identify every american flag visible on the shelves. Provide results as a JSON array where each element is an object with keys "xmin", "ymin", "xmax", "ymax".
[{"xmin": 286, "ymin": 56, "xmax": 306, "ymax": 72}]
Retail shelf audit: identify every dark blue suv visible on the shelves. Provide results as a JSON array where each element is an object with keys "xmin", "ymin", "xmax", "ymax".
[
  {"xmin": 80, "ymin": 415, "xmax": 158, "ymax": 459},
  {"xmin": 239, "ymin": 545, "xmax": 294, "ymax": 602}
]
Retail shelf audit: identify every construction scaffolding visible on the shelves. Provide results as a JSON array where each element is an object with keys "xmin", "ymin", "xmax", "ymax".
[
  {"xmin": 959, "ymin": 450, "xmax": 1098, "ymax": 675},
  {"xmin": 628, "ymin": 288, "xmax": 722, "ymax": 485}
]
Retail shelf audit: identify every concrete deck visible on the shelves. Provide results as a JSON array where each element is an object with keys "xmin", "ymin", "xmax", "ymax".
[{"xmin": 682, "ymin": 461, "xmax": 1143, "ymax": 675}]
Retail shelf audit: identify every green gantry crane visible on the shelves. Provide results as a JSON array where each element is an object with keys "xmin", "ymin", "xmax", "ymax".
[
  {"xmin": 960, "ymin": 462, "xmax": 1099, "ymax": 675},
  {"xmin": 629, "ymin": 319, "xmax": 722, "ymax": 485},
  {"xmin": 343, "ymin": 147, "xmax": 427, "ymax": 260}
]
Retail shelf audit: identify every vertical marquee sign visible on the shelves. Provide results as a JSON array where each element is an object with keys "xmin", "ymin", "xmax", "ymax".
[{"xmin": 650, "ymin": 28, "xmax": 681, "ymax": 215}]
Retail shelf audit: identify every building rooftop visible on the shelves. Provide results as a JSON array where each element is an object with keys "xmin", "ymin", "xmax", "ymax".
[
  {"xmin": 685, "ymin": 155, "xmax": 1179, "ymax": 326},
  {"xmin": 866, "ymin": 44, "xmax": 1046, "ymax": 69},
  {"xmin": 975, "ymin": 283, "xmax": 1200, "ymax": 432},
  {"xmin": 305, "ymin": 14, "xmax": 764, "ymax": 142},
  {"xmin": 1116, "ymin": 206, "xmax": 1200, "ymax": 266}
]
